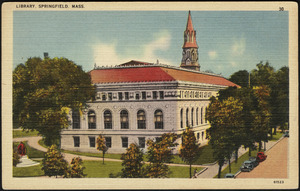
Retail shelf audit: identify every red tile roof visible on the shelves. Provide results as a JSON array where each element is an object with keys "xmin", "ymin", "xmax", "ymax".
[{"xmin": 90, "ymin": 65, "xmax": 239, "ymax": 87}]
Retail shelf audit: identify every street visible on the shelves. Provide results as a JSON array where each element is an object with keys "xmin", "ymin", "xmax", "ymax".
[{"xmin": 236, "ymin": 137, "xmax": 288, "ymax": 178}]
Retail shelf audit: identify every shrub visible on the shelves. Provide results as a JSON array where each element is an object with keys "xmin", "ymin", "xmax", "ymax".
[
  {"xmin": 13, "ymin": 149, "xmax": 21, "ymax": 167},
  {"xmin": 64, "ymin": 157, "xmax": 86, "ymax": 178}
]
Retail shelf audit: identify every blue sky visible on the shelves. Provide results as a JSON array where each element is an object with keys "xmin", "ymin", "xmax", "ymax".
[{"xmin": 13, "ymin": 11, "xmax": 288, "ymax": 78}]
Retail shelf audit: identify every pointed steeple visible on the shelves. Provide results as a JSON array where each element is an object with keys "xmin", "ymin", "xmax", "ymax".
[
  {"xmin": 186, "ymin": 11, "xmax": 194, "ymax": 31},
  {"xmin": 180, "ymin": 11, "xmax": 200, "ymax": 71}
]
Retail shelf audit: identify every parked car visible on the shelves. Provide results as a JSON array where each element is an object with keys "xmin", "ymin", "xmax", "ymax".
[
  {"xmin": 224, "ymin": 173, "xmax": 235, "ymax": 178},
  {"xmin": 283, "ymin": 130, "xmax": 289, "ymax": 137},
  {"xmin": 256, "ymin": 152, "xmax": 267, "ymax": 162},
  {"xmin": 249, "ymin": 156, "xmax": 259, "ymax": 167},
  {"xmin": 240, "ymin": 160, "xmax": 254, "ymax": 172}
]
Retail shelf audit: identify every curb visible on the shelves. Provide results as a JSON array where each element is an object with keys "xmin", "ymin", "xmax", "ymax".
[
  {"xmin": 196, "ymin": 167, "xmax": 208, "ymax": 176},
  {"xmin": 265, "ymin": 137, "xmax": 285, "ymax": 153}
]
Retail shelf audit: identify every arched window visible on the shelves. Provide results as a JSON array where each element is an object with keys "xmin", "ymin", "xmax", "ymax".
[
  {"xmin": 104, "ymin": 110, "xmax": 112, "ymax": 129},
  {"xmin": 88, "ymin": 110, "xmax": 96, "ymax": 129},
  {"xmin": 137, "ymin": 110, "xmax": 146, "ymax": 129},
  {"xmin": 196, "ymin": 108, "xmax": 199, "ymax": 125},
  {"xmin": 201, "ymin": 107, "xmax": 203, "ymax": 124},
  {"xmin": 154, "ymin": 109, "xmax": 163, "ymax": 129},
  {"xmin": 72, "ymin": 109, "xmax": 80, "ymax": 129},
  {"xmin": 191, "ymin": 108, "xmax": 194, "ymax": 126},
  {"xmin": 120, "ymin": 110, "xmax": 129, "ymax": 129},
  {"xmin": 186, "ymin": 108, "xmax": 189, "ymax": 127},
  {"xmin": 180, "ymin": 109, "xmax": 183, "ymax": 128}
]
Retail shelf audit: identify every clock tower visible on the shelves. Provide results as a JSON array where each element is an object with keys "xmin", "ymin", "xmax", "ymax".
[{"xmin": 180, "ymin": 11, "xmax": 200, "ymax": 71}]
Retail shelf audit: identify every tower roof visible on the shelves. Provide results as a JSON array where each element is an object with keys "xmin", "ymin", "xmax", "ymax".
[{"xmin": 186, "ymin": 11, "xmax": 194, "ymax": 31}]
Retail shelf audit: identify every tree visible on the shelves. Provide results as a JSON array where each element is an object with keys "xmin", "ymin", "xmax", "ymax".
[
  {"xmin": 252, "ymin": 85, "xmax": 271, "ymax": 151},
  {"xmin": 120, "ymin": 143, "xmax": 144, "ymax": 178},
  {"xmin": 206, "ymin": 96, "xmax": 243, "ymax": 178},
  {"xmin": 229, "ymin": 70, "xmax": 250, "ymax": 88},
  {"xmin": 64, "ymin": 157, "xmax": 86, "ymax": 178},
  {"xmin": 97, "ymin": 134, "xmax": 108, "ymax": 164},
  {"xmin": 179, "ymin": 126, "xmax": 201, "ymax": 178},
  {"xmin": 13, "ymin": 57, "xmax": 95, "ymax": 146},
  {"xmin": 146, "ymin": 133, "xmax": 178, "ymax": 178},
  {"xmin": 13, "ymin": 148, "xmax": 21, "ymax": 167},
  {"xmin": 42, "ymin": 144, "xmax": 68, "ymax": 178}
]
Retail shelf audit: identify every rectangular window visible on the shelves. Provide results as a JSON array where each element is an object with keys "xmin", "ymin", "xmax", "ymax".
[
  {"xmin": 122, "ymin": 137, "xmax": 128, "ymax": 148},
  {"xmin": 135, "ymin": 93, "xmax": 140, "ymax": 100},
  {"xmin": 118, "ymin": 92, "xmax": 123, "ymax": 101},
  {"xmin": 89, "ymin": 137, "xmax": 95, "ymax": 147},
  {"xmin": 125, "ymin": 92, "xmax": 129, "ymax": 100},
  {"xmin": 105, "ymin": 137, "xmax": 112, "ymax": 148},
  {"xmin": 138, "ymin": 137, "xmax": 145, "ymax": 148},
  {"xmin": 197, "ymin": 133, "xmax": 200, "ymax": 140},
  {"xmin": 108, "ymin": 93, "xmax": 112, "ymax": 101},
  {"xmin": 152, "ymin": 91, "xmax": 157, "ymax": 99},
  {"xmin": 159, "ymin": 91, "xmax": 164, "ymax": 99},
  {"xmin": 102, "ymin": 94, "xmax": 107, "ymax": 101},
  {"xmin": 73, "ymin": 136, "xmax": 80, "ymax": 147},
  {"xmin": 142, "ymin": 92, "xmax": 146, "ymax": 100}
]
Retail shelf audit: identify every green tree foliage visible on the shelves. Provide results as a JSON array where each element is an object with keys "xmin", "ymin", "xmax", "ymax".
[
  {"xmin": 13, "ymin": 149, "xmax": 21, "ymax": 167},
  {"xmin": 206, "ymin": 96, "xmax": 243, "ymax": 178},
  {"xmin": 179, "ymin": 127, "xmax": 201, "ymax": 178},
  {"xmin": 120, "ymin": 143, "xmax": 144, "ymax": 178},
  {"xmin": 64, "ymin": 157, "xmax": 86, "ymax": 178},
  {"xmin": 229, "ymin": 70, "xmax": 250, "ymax": 88},
  {"xmin": 42, "ymin": 144, "xmax": 68, "ymax": 178},
  {"xmin": 146, "ymin": 133, "xmax": 178, "ymax": 178},
  {"xmin": 252, "ymin": 85, "xmax": 271, "ymax": 151},
  {"xmin": 96, "ymin": 135, "xmax": 108, "ymax": 164},
  {"xmin": 13, "ymin": 57, "xmax": 95, "ymax": 146}
]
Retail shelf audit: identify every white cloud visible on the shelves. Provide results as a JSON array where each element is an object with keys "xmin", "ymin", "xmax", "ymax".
[
  {"xmin": 208, "ymin": 51, "xmax": 218, "ymax": 60},
  {"xmin": 231, "ymin": 37, "xmax": 246, "ymax": 56},
  {"xmin": 230, "ymin": 61, "xmax": 237, "ymax": 66},
  {"xmin": 93, "ymin": 30, "xmax": 172, "ymax": 67}
]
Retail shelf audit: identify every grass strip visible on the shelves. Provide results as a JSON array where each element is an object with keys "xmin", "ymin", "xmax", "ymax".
[
  {"xmin": 214, "ymin": 150, "xmax": 259, "ymax": 178},
  {"xmin": 83, "ymin": 160, "xmax": 203, "ymax": 178},
  {"xmin": 13, "ymin": 163, "xmax": 44, "ymax": 177},
  {"xmin": 13, "ymin": 130, "xmax": 39, "ymax": 138}
]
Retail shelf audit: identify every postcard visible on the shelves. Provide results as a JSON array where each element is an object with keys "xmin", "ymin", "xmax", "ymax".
[{"xmin": 2, "ymin": 2, "xmax": 298, "ymax": 189}]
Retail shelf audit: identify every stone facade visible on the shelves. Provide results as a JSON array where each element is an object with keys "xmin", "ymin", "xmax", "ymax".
[{"xmin": 60, "ymin": 78, "xmax": 224, "ymax": 154}]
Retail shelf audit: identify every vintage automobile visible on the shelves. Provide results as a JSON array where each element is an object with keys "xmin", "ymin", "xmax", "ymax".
[
  {"xmin": 240, "ymin": 160, "xmax": 254, "ymax": 172},
  {"xmin": 249, "ymin": 156, "xmax": 259, "ymax": 167},
  {"xmin": 224, "ymin": 173, "xmax": 235, "ymax": 178},
  {"xmin": 283, "ymin": 130, "xmax": 289, "ymax": 137},
  {"xmin": 256, "ymin": 152, "xmax": 267, "ymax": 162}
]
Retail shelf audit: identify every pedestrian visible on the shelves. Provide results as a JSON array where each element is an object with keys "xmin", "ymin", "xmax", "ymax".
[{"xmin": 17, "ymin": 141, "xmax": 26, "ymax": 156}]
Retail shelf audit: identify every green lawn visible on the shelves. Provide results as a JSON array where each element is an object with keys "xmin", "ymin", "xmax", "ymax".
[
  {"xmin": 268, "ymin": 132, "xmax": 283, "ymax": 141},
  {"xmin": 62, "ymin": 144, "xmax": 215, "ymax": 165},
  {"xmin": 13, "ymin": 141, "xmax": 45, "ymax": 158},
  {"xmin": 13, "ymin": 129, "xmax": 39, "ymax": 138},
  {"xmin": 13, "ymin": 163, "xmax": 44, "ymax": 177},
  {"xmin": 214, "ymin": 150, "xmax": 259, "ymax": 178},
  {"xmin": 171, "ymin": 144, "xmax": 215, "ymax": 165},
  {"xmin": 83, "ymin": 160, "xmax": 202, "ymax": 178}
]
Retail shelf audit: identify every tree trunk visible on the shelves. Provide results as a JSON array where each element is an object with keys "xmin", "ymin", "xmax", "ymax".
[
  {"xmin": 189, "ymin": 164, "xmax": 192, "ymax": 178},
  {"xmin": 274, "ymin": 126, "xmax": 277, "ymax": 135},
  {"xmin": 235, "ymin": 149, "xmax": 239, "ymax": 163},
  {"xmin": 218, "ymin": 164, "xmax": 222, "ymax": 178},
  {"xmin": 228, "ymin": 158, "xmax": 231, "ymax": 173},
  {"xmin": 249, "ymin": 147, "xmax": 251, "ymax": 156},
  {"xmin": 258, "ymin": 142, "xmax": 262, "ymax": 151},
  {"xmin": 103, "ymin": 152, "xmax": 105, "ymax": 164}
]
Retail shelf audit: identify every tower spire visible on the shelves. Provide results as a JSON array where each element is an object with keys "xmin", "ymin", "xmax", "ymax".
[{"xmin": 180, "ymin": 11, "xmax": 200, "ymax": 71}]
